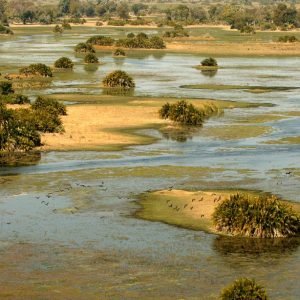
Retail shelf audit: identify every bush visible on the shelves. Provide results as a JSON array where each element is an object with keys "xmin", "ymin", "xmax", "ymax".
[
  {"xmin": 102, "ymin": 70, "xmax": 135, "ymax": 89},
  {"xmin": 86, "ymin": 35, "xmax": 115, "ymax": 46},
  {"xmin": 240, "ymin": 25, "xmax": 256, "ymax": 34},
  {"xmin": 0, "ymin": 24, "xmax": 13, "ymax": 35},
  {"xmin": 75, "ymin": 42, "xmax": 95, "ymax": 53},
  {"xmin": 163, "ymin": 25, "xmax": 189, "ymax": 38},
  {"xmin": 221, "ymin": 278, "xmax": 268, "ymax": 300},
  {"xmin": 19, "ymin": 64, "xmax": 53, "ymax": 77},
  {"xmin": 66, "ymin": 17, "xmax": 86, "ymax": 24},
  {"xmin": 116, "ymin": 33, "xmax": 165, "ymax": 49},
  {"xmin": 54, "ymin": 57, "xmax": 74, "ymax": 69},
  {"xmin": 0, "ymin": 94, "xmax": 30, "ymax": 104},
  {"xmin": 53, "ymin": 25, "xmax": 63, "ymax": 34},
  {"xmin": 278, "ymin": 35, "xmax": 298, "ymax": 43},
  {"xmin": 114, "ymin": 48, "xmax": 126, "ymax": 56},
  {"xmin": 0, "ymin": 104, "xmax": 41, "ymax": 152},
  {"xmin": 128, "ymin": 18, "xmax": 151, "ymax": 26},
  {"xmin": 0, "ymin": 81, "xmax": 14, "ymax": 95},
  {"xmin": 201, "ymin": 57, "xmax": 218, "ymax": 67},
  {"xmin": 159, "ymin": 100, "xmax": 216, "ymax": 126},
  {"xmin": 96, "ymin": 21, "xmax": 103, "ymax": 26},
  {"xmin": 62, "ymin": 22, "xmax": 72, "ymax": 30},
  {"xmin": 84, "ymin": 53, "xmax": 99, "ymax": 64},
  {"xmin": 32, "ymin": 96, "xmax": 67, "ymax": 116},
  {"xmin": 213, "ymin": 193, "xmax": 300, "ymax": 238},
  {"xmin": 107, "ymin": 19, "xmax": 126, "ymax": 26},
  {"xmin": 127, "ymin": 32, "xmax": 135, "ymax": 38}
]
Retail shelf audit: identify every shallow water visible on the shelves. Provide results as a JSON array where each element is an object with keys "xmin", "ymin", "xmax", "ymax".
[{"xmin": 0, "ymin": 27, "xmax": 300, "ymax": 299}]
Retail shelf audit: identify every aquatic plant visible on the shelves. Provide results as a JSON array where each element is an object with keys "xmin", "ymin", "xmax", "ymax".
[
  {"xmin": 102, "ymin": 70, "xmax": 135, "ymax": 89},
  {"xmin": 54, "ymin": 57, "xmax": 74, "ymax": 69},
  {"xmin": 84, "ymin": 53, "xmax": 99, "ymax": 64},
  {"xmin": 213, "ymin": 193, "xmax": 300, "ymax": 238},
  {"xmin": 75, "ymin": 42, "xmax": 95, "ymax": 53},
  {"xmin": 0, "ymin": 81, "xmax": 14, "ymax": 95},
  {"xmin": 19, "ymin": 64, "xmax": 53, "ymax": 77},
  {"xmin": 159, "ymin": 100, "xmax": 217, "ymax": 126},
  {"xmin": 201, "ymin": 57, "xmax": 218, "ymax": 67},
  {"xmin": 221, "ymin": 278, "xmax": 268, "ymax": 300},
  {"xmin": 114, "ymin": 48, "xmax": 126, "ymax": 56},
  {"xmin": 86, "ymin": 35, "xmax": 115, "ymax": 46}
]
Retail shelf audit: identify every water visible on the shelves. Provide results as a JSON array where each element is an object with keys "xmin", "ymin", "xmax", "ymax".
[{"xmin": 0, "ymin": 27, "xmax": 299, "ymax": 299}]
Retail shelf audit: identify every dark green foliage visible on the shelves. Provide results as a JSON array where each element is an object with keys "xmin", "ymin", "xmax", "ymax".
[
  {"xmin": 278, "ymin": 35, "xmax": 298, "ymax": 43},
  {"xmin": 0, "ymin": 104, "xmax": 41, "ymax": 152},
  {"xmin": 240, "ymin": 25, "xmax": 256, "ymax": 34},
  {"xmin": 0, "ymin": 24, "xmax": 13, "ymax": 35},
  {"xmin": 19, "ymin": 64, "xmax": 53, "ymax": 77},
  {"xmin": 84, "ymin": 53, "xmax": 99, "ymax": 64},
  {"xmin": 221, "ymin": 278, "xmax": 268, "ymax": 300},
  {"xmin": 54, "ymin": 57, "xmax": 74, "ymax": 69},
  {"xmin": 213, "ymin": 193, "xmax": 300, "ymax": 238},
  {"xmin": 114, "ymin": 48, "xmax": 125, "ymax": 56},
  {"xmin": 87, "ymin": 35, "xmax": 115, "ymax": 46},
  {"xmin": 159, "ymin": 100, "xmax": 216, "ymax": 126},
  {"xmin": 75, "ymin": 42, "xmax": 95, "ymax": 53},
  {"xmin": 62, "ymin": 22, "xmax": 72, "ymax": 30},
  {"xmin": 0, "ymin": 81, "xmax": 14, "ymax": 95},
  {"xmin": 0, "ymin": 94, "xmax": 30, "ymax": 104},
  {"xmin": 53, "ymin": 24, "xmax": 63, "ymax": 34},
  {"xmin": 32, "ymin": 96, "xmax": 67, "ymax": 116},
  {"xmin": 102, "ymin": 70, "xmax": 135, "ymax": 89},
  {"xmin": 107, "ymin": 19, "xmax": 126, "ymax": 26},
  {"xmin": 201, "ymin": 57, "xmax": 218, "ymax": 67},
  {"xmin": 116, "ymin": 33, "xmax": 165, "ymax": 49},
  {"xmin": 164, "ymin": 24, "xmax": 189, "ymax": 38},
  {"xmin": 127, "ymin": 32, "xmax": 135, "ymax": 38}
]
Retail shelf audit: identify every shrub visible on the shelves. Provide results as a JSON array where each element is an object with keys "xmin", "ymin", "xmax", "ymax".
[
  {"xmin": 213, "ymin": 193, "xmax": 300, "ymax": 238},
  {"xmin": 75, "ymin": 42, "xmax": 95, "ymax": 53},
  {"xmin": 62, "ymin": 22, "xmax": 72, "ymax": 30},
  {"xmin": 220, "ymin": 278, "xmax": 268, "ymax": 300},
  {"xmin": 32, "ymin": 96, "xmax": 67, "ymax": 116},
  {"xmin": 240, "ymin": 25, "xmax": 256, "ymax": 34},
  {"xmin": 127, "ymin": 32, "xmax": 135, "ymax": 38},
  {"xmin": 107, "ymin": 19, "xmax": 126, "ymax": 26},
  {"xmin": 128, "ymin": 18, "xmax": 150, "ymax": 26},
  {"xmin": 54, "ymin": 57, "xmax": 74, "ymax": 69},
  {"xmin": 163, "ymin": 25, "xmax": 189, "ymax": 38},
  {"xmin": 159, "ymin": 100, "xmax": 217, "ymax": 126},
  {"xmin": 102, "ymin": 70, "xmax": 135, "ymax": 89},
  {"xmin": 114, "ymin": 48, "xmax": 126, "ymax": 56},
  {"xmin": 19, "ymin": 64, "xmax": 53, "ymax": 77},
  {"xmin": 0, "ymin": 81, "xmax": 14, "ymax": 95},
  {"xmin": 96, "ymin": 21, "xmax": 103, "ymax": 26},
  {"xmin": 116, "ymin": 33, "xmax": 165, "ymax": 49},
  {"xmin": 0, "ymin": 104, "xmax": 41, "ymax": 152},
  {"xmin": 86, "ymin": 35, "xmax": 115, "ymax": 46},
  {"xmin": 201, "ymin": 57, "xmax": 218, "ymax": 67},
  {"xmin": 0, "ymin": 24, "xmax": 13, "ymax": 35},
  {"xmin": 66, "ymin": 17, "xmax": 86, "ymax": 24},
  {"xmin": 278, "ymin": 35, "xmax": 298, "ymax": 43},
  {"xmin": 53, "ymin": 25, "xmax": 63, "ymax": 34},
  {"xmin": 0, "ymin": 94, "xmax": 30, "ymax": 104},
  {"xmin": 84, "ymin": 53, "xmax": 99, "ymax": 64}
]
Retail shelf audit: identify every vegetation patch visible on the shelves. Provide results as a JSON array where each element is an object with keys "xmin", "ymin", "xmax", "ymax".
[
  {"xmin": 180, "ymin": 84, "xmax": 298, "ymax": 93},
  {"xmin": 213, "ymin": 193, "xmax": 300, "ymax": 238},
  {"xmin": 54, "ymin": 57, "xmax": 74, "ymax": 69},
  {"xmin": 102, "ymin": 70, "xmax": 135, "ymax": 89},
  {"xmin": 159, "ymin": 100, "xmax": 218, "ymax": 126},
  {"xmin": 74, "ymin": 43, "xmax": 95, "ymax": 53},
  {"xmin": 84, "ymin": 53, "xmax": 99, "ymax": 64},
  {"xmin": 278, "ymin": 35, "xmax": 298, "ymax": 43},
  {"xmin": 197, "ymin": 57, "xmax": 218, "ymax": 70},
  {"xmin": 0, "ymin": 24, "xmax": 13, "ymax": 35},
  {"xmin": 220, "ymin": 278, "xmax": 268, "ymax": 300},
  {"xmin": 19, "ymin": 64, "xmax": 53, "ymax": 78},
  {"xmin": 116, "ymin": 33, "xmax": 165, "ymax": 49},
  {"xmin": 265, "ymin": 136, "xmax": 300, "ymax": 145},
  {"xmin": 114, "ymin": 48, "xmax": 126, "ymax": 57},
  {"xmin": 87, "ymin": 35, "xmax": 115, "ymax": 46}
]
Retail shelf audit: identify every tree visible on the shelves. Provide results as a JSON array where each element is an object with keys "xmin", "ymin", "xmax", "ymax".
[
  {"xmin": 19, "ymin": 64, "xmax": 53, "ymax": 77},
  {"xmin": 273, "ymin": 4, "xmax": 297, "ymax": 26},
  {"xmin": 54, "ymin": 57, "xmax": 74, "ymax": 69},
  {"xmin": 116, "ymin": 2, "xmax": 129, "ymax": 20},
  {"xmin": 0, "ymin": 81, "xmax": 14, "ymax": 95},
  {"xmin": 102, "ymin": 70, "xmax": 135, "ymax": 89},
  {"xmin": 131, "ymin": 3, "xmax": 147, "ymax": 16},
  {"xmin": 20, "ymin": 10, "xmax": 35, "ymax": 24},
  {"xmin": 84, "ymin": 53, "xmax": 99, "ymax": 63},
  {"xmin": 201, "ymin": 57, "xmax": 218, "ymax": 67},
  {"xmin": 59, "ymin": 0, "xmax": 70, "ymax": 15}
]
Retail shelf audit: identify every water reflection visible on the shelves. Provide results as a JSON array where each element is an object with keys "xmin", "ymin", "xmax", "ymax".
[
  {"xmin": 84, "ymin": 64, "xmax": 99, "ymax": 73},
  {"xmin": 213, "ymin": 236, "xmax": 300, "ymax": 256},
  {"xmin": 201, "ymin": 69, "xmax": 218, "ymax": 77},
  {"xmin": 102, "ymin": 87, "xmax": 135, "ymax": 96},
  {"xmin": 160, "ymin": 126, "xmax": 199, "ymax": 142},
  {"xmin": 0, "ymin": 151, "xmax": 41, "ymax": 167}
]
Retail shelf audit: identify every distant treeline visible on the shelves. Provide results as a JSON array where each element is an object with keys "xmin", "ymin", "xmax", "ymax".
[{"xmin": 0, "ymin": 0, "xmax": 299, "ymax": 32}]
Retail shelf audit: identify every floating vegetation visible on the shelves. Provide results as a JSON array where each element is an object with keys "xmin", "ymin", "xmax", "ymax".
[{"xmin": 213, "ymin": 193, "xmax": 300, "ymax": 238}]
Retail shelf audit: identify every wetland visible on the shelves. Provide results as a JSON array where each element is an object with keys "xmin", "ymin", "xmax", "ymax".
[{"xmin": 0, "ymin": 25, "xmax": 300, "ymax": 299}]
